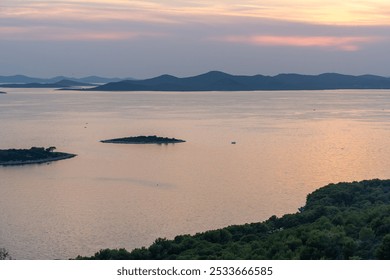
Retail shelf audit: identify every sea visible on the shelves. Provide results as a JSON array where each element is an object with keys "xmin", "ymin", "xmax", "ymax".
[{"xmin": 1, "ymin": 88, "xmax": 390, "ymax": 259}]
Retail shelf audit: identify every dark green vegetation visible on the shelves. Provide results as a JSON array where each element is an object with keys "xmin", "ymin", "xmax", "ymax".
[
  {"xmin": 0, "ymin": 248, "xmax": 11, "ymax": 260},
  {"xmin": 78, "ymin": 179, "xmax": 390, "ymax": 259},
  {"xmin": 101, "ymin": 135, "xmax": 186, "ymax": 144},
  {"xmin": 88, "ymin": 71, "xmax": 390, "ymax": 91},
  {"xmin": 0, "ymin": 147, "xmax": 76, "ymax": 166}
]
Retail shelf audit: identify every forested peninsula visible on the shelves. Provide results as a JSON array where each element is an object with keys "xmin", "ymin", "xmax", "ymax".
[
  {"xmin": 0, "ymin": 147, "xmax": 76, "ymax": 166},
  {"xmin": 77, "ymin": 179, "xmax": 390, "ymax": 260}
]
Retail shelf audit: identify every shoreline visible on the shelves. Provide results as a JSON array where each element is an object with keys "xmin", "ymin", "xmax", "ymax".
[
  {"xmin": 77, "ymin": 179, "xmax": 390, "ymax": 260},
  {"xmin": 0, "ymin": 153, "xmax": 76, "ymax": 166}
]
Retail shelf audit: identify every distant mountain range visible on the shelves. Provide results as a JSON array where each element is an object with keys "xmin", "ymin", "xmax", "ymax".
[
  {"xmin": 2, "ymin": 71, "xmax": 390, "ymax": 91},
  {"xmin": 89, "ymin": 71, "xmax": 390, "ymax": 91},
  {"xmin": 0, "ymin": 75, "xmax": 129, "ymax": 85},
  {"xmin": 1, "ymin": 79, "xmax": 94, "ymax": 88}
]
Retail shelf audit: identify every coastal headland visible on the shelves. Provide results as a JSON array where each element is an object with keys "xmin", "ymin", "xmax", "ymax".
[
  {"xmin": 0, "ymin": 147, "xmax": 76, "ymax": 166},
  {"xmin": 77, "ymin": 179, "xmax": 390, "ymax": 260}
]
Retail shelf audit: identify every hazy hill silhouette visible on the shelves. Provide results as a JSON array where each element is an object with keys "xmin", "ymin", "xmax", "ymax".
[
  {"xmin": 0, "ymin": 79, "xmax": 93, "ymax": 88},
  {"xmin": 0, "ymin": 75, "xmax": 127, "ymax": 84},
  {"xmin": 88, "ymin": 71, "xmax": 390, "ymax": 91},
  {"xmin": 3, "ymin": 72, "xmax": 390, "ymax": 91}
]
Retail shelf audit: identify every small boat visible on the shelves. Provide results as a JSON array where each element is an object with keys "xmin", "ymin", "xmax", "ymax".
[{"xmin": 231, "ymin": 141, "xmax": 236, "ymax": 144}]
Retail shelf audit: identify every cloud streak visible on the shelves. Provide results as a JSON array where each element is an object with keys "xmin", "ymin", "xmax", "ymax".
[
  {"xmin": 1, "ymin": 1, "xmax": 389, "ymax": 53},
  {"xmin": 1, "ymin": 1, "xmax": 390, "ymax": 77},
  {"xmin": 0, "ymin": 25, "xmax": 166, "ymax": 41},
  {"xmin": 2, "ymin": 0, "xmax": 390, "ymax": 25},
  {"xmin": 217, "ymin": 35, "xmax": 382, "ymax": 51},
  {"xmin": 1, "ymin": 1, "xmax": 180, "ymax": 24}
]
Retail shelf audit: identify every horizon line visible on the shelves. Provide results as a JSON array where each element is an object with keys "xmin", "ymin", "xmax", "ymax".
[{"xmin": 1, "ymin": 71, "xmax": 390, "ymax": 80}]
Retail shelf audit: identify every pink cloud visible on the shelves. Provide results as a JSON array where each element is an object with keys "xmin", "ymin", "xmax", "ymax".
[
  {"xmin": 0, "ymin": 27, "xmax": 27, "ymax": 34},
  {"xmin": 218, "ymin": 35, "xmax": 381, "ymax": 51},
  {"xmin": 1, "ymin": 2, "xmax": 180, "ymax": 24},
  {"xmin": 0, "ymin": 25, "xmax": 166, "ymax": 41},
  {"xmin": 49, "ymin": 32, "xmax": 140, "ymax": 41}
]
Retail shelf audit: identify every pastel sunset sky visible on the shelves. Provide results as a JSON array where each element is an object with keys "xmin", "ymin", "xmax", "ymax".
[{"xmin": 1, "ymin": 0, "xmax": 389, "ymax": 78}]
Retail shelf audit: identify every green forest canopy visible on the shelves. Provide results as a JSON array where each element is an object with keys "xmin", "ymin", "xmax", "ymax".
[{"xmin": 77, "ymin": 179, "xmax": 390, "ymax": 260}]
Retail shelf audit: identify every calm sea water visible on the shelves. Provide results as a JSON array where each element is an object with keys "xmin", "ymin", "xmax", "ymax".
[{"xmin": 1, "ymin": 88, "xmax": 390, "ymax": 259}]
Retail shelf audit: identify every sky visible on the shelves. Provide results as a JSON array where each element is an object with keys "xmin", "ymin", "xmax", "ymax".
[{"xmin": 1, "ymin": 0, "xmax": 390, "ymax": 78}]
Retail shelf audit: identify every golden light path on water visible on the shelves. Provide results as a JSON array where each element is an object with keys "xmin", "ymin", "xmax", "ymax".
[{"xmin": 1, "ymin": 89, "xmax": 390, "ymax": 259}]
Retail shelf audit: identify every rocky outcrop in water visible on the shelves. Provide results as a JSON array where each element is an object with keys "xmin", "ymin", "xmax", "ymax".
[{"xmin": 101, "ymin": 135, "xmax": 186, "ymax": 144}]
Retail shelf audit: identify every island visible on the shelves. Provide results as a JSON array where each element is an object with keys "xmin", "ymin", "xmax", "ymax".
[
  {"xmin": 0, "ymin": 147, "xmax": 76, "ymax": 166},
  {"xmin": 0, "ymin": 79, "xmax": 93, "ymax": 89},
  {"xmin": 0, "ymin": 74, "xmax": 126, "ymax": 84},
  {"xmin": 0, "ymin": 91, "xmax": 6, "ymax": 94},
  {"xmin": 77, "ymin": 179, "xmax": 390, "ymax": 260},
  {"xmin": 100, "ymin": 135, "xmax": 186, "ymax": 144},
  {"xmin": 81, "ymin": 71, "xmax": 390, "ymax": 91}
]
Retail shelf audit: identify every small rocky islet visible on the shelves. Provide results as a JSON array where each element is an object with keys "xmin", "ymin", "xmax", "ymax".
[
  {"xmin": 1, "ymin": 136, "xmax": 183, "ymax": 166},
  {"xmin": 0, "ymin": 147, "xmax": 76, "ymax": 166},
  {"xmin": 100, "ymin": 135, "xmax": 186, "ymax": 144}
]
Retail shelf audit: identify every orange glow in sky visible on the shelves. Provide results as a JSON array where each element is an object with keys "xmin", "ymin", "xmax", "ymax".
[
  {"xmin": 2, "ymin": 0, "xmax": 390, "ymax": 25},
  {"xmin": 1, "ymin": 0, "xmax": 390, "ymax": 77},
  {"xmin": 219, "ymin": 35, "xmax": 380, "ymax": 51}
]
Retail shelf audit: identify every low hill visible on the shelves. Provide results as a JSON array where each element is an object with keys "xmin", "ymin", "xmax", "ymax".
[
  {"xmin": 77, "ymin": 179, "xmax": 390, "ymax": 260},
  {"xmin": 0, "ymin": 79, "xmax": 93, "ymax": 88},
  {"xmin": 88, "ymin": 71, "xmax": 390, "ymax": 91},
  {"xmin": 0, "ymin": 75, "xmax": 126, "ymax": 84}
]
